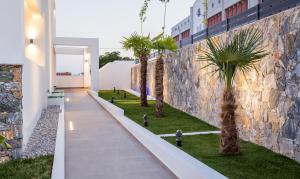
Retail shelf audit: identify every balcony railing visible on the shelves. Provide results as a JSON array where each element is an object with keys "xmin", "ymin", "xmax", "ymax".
[{"xmin": 178, "ymin": 0, "xmax": 300, "ymax": 48}]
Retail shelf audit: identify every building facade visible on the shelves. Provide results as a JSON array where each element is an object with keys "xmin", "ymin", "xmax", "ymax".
[
  {"xmin": 0, "ymin": 0, "xmax": 99, "ymax": 160},
  {"xmin": 0, "ymin": 0, "xmax": 56, "ymax": 159},
  {"xmin": 171, "ymin": 16, "xmax": 191, "ymax": 43},
  {"xmin": 171, "ymin": 0, "xmax": 261, "ymax": 38},
  {"xmin": 206, "ymin": 0, "xmax": 259, "ymax": 27},
  {"xmin": 171, "ymin": 0, "xmax": 207, "ymax": 42}
]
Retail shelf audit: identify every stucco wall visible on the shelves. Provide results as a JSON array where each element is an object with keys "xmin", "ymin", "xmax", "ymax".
[
  {"xmin": 22, "ymin": 59, "xmax": 48, "ymax": 147},
  {"xmin": 131, "ymin": 6, "xmax": 300, "ymax": 162},
  {"xmin": 55, "ymin": 76, "xmax": 84, "ymax": 88},
  {"xmin": 0, "ymin": 1, "xmax": 24, "ymax": 64},
  {"xmin": 0, "ymin": 0, "xmax": 55, "ymax": 151},
  {"xmin": 99, "ymin": 61, "xmax": 135, "ymax": 90}
]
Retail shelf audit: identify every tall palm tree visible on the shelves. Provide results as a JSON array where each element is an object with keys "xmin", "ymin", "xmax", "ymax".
[
  {"xmin": 139, "ymin": 0, "xmax": 151, "ymax": 35},
  {"xmin": 122, "ymin": 33, "xmax": 152, "ymax": 107},
  {"xmin": 152, "ymin": 33, "xmax": 177, "ymax": 117},
  {"xmin": 158, "ymin": 0, "xmax": 170, "ymax": 33},
  {"xmin": 199, "ymin": 28, "xmax": 267, "ymax": 154}
]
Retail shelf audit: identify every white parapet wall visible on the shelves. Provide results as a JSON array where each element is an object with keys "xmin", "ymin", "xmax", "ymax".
[
  {"xmin": 55, "ymin": 76, "xmax": 84, "ymax": 88},
  {"xmin": 99, "ymin": 61, "xmax": 135, "ymax": 90},
  {"xmin": 88, "ymin": 90, "xmax": 227, "ymax": 179},
  {"xmin": 49, "ymin": 94, "xmax": 65, "ymax": 179}
]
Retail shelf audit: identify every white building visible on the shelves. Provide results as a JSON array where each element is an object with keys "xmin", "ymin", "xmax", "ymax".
[
  {"xmin": 171, "ymin": 0, "xmax": 261, "ymax": 39},
  {"xmin": 0, "ymin": 0, "xmax": 99, "ymax": 157},
  {"xmin": 191, "ymin": 0, "xmax": 207, "ymax": 35},
  {"xmin": 207, "ymin": 0, "xmax": 259, "ymax": 27},
  {"xmin": 171, "ymin": 16, "xmax": 191, "ymax": 43},
  {"xmin": 171, "ymin": 0, "xmax": 207, "ymax": 41}
]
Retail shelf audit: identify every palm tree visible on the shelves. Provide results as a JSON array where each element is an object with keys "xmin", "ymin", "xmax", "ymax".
[
  {"xmin": 0, "ymin": 134, "xmax": 11, "ymax": 149},
  {"xmin": 199, "ymin": 28, "xmax": 267, "ymax": 154},
  {"xmin": 152, "ymin": 33, "xmax": 177, "ymax": 117},
  {"xmin": 158, "ymin": 0, "xmax": 170, "ymax": 33},
  {"xmin": 139, "ymin": 0, "xmax": 151, "ymax": 35},
  {"xmin": 122, "ymin": 33, "xmax": 152, "ymax": 107}
]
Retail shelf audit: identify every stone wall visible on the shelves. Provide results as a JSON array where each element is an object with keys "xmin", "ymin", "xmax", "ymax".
[
  {"xmin": 131, "ymin": 6, "xmax": 300, "ymax": 162},
  {"xmin": 0, "ymin": 65, "xmax": 23, "ymax": 162}
]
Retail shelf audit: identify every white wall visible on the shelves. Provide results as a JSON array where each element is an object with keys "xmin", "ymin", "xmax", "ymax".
[
  {"xmin": 55, "ymin": 76, "xmax": 84, "ymax": 88},
  {"xmin": 22, "ymin": 58, "xmax": 48, "ymax": 147},
  {"xmin": 22, "ymin": 0, "xmax": 56, "ymax": 148},
  {"xmin": 99, "ymin": 61, "xmax": 135, "ymax": 90},
  {"xmin": 207, "ymin": 0, "xmax": 258, "ymax": 19},
  {"xmin": 171, "ymin": 16, "xmax": 191, "ymax": 37},
  {"xmin": 0, "ymin": 0, "xmax": 52, "ymax": 148},
  {"xmin": 83, "ymin": 49, "xmax": 91, "ymax": 88},
  {"xmin": 54, "ymin": 37, "xmax": 99, "ymax": 91},
  {"xmin": 191, "ymin": 0, "xmax": 206, "ymax": 34},
  {"xmin": 0, "ymin": 1, "xmax": 25, "ymax": 64}
]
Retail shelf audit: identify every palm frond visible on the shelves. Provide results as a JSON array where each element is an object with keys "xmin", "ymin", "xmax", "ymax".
[
  {"xmin": 121, "ymin": 33, "xmax": 152, "ymax": 58},
  {"xmin": 152, "ymin": 35, "xmax": 178, "ymax": 54},
  {"xmin": 199, "ymin": 28, "xmax": 268, "ymax": 89}
]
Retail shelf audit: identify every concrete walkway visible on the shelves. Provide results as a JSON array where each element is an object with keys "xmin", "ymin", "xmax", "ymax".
[{"xmin": 64, "ymin": 89, "xmax": 176, "ymax": 179}]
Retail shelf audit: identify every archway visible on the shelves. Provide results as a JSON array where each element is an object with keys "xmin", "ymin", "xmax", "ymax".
[{"xmin": 54, "ymin": 37, "xmax": 99, "ymax": 91}]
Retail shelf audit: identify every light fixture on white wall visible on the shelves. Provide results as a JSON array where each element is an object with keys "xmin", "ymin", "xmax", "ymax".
[{"xmin": 69, "ymin": 121, "xmax": 74, "ymax": 131}]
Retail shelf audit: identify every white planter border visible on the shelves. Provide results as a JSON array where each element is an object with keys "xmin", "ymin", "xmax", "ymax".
[
  {"xmin": 50, "ymin": 97, "xmax": 65, "ymax": 179},
  {"xmin": 88, "ymin": 90, "xmax": 227, "ymax": 179}
]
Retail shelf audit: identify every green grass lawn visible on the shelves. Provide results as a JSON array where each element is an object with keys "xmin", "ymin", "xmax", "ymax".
[
  {"xmin": 98, "ymin": 90, "xmax": 217, "ymax": 134},
  {"xmin": 164, "ymin": 135, "xmax": 300, "ymax": 179},
  {"xmin": 0, "ymin": 155, "xmax": 53, "ymax": 179},
  {"xmin": 99, "ymin": 90, "xmax": 300, "ymax": 179},
  {"xmin": 99, "ymin": 90, "xmax": 139, "ymax": 101}
]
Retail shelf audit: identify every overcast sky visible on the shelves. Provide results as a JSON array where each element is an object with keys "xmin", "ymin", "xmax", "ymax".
[{"xmin": 56, "ymin": 0, "xmax": 195, "ymax": 57}]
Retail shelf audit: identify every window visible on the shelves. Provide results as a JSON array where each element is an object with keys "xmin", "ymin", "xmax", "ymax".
[
  {"xmin": 197, "ymin": 9, "xmax": 201, "ymax": 17},
  {"xmin": 218, "ymin": 0, "xmax": 221, "ymax": 3},
  {"xmin": 212, "ymin": 3, "xmax": 214, "ymax": 8},
  {"xmin": 207, "ymin": 12, "xmax": 222, "ymax": 27},
  {"xmin": 181, "ymin": 29, "xmax": 190, "ymax": 39},
  {"xmin": 225, "ymin": 0, "xmax": 248, "ymax": 18},
  {"xmin": 174, "ymin": 35, "xmax": 180, "ymax": 42}
]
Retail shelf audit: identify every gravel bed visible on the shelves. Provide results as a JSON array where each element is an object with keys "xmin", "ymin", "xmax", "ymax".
[{"xmin": 23, "ymin": 105, "xmax": 60, "ymax": 158}]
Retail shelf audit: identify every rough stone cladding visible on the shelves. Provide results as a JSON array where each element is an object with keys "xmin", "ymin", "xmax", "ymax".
[
  {"xmin": 0, "ymin": 65, "xmax": 23, "ymax": 162},
  {"xmin": 131, "ymin": 6, "xmax": 300, "ymax": 162}
]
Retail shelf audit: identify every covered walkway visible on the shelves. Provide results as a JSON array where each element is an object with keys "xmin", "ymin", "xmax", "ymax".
[{"xmin": 64, "ymin": 89, "xmax": 176, "ymax": 179}]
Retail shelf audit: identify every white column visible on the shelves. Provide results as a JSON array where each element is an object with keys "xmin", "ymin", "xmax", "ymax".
[
  {"xmin": 90, "ymin": 40, "xmax": 99, "ymax": 91},
  {"xmin": 83, "ymin": 48, "xmax": 91, "ymax": 88}
]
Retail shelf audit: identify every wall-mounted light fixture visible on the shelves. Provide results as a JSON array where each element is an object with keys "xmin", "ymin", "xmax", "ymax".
[{"xmin": 29, "ymin": 39, "xmax": 34, "ymax": 44}]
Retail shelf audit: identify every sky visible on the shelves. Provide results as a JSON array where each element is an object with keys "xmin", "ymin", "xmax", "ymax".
[
  {"xmin": 56, "ymin": 55, "xmax": 83, "ymax": 74},
  {"xmin": 56, "ymin": 0, "xmax": 195, "ymax": 58}
]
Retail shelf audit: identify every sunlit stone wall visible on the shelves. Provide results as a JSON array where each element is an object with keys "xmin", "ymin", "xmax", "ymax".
[{"xmin": 131, "ymin": 6, "xmax": 300, "ymax": 162}]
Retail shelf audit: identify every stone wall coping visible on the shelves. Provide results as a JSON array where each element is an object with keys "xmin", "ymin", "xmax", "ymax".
[
  {"xmin": 88, "ymin": 90, "xmax": 227, "ymax": 179},
  {"xmin": 51, "ymin": 97, "xmax": 65, "ymax": 179}
]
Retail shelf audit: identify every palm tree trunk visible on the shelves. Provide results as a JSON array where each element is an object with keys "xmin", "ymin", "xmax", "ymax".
[
  {"xmin": 140, "ymin": 55, "xmax": 148, "ymax": 107},
  {"xmin": 162, "ymin": 0, "xmax": 167, "ymax": 33},
  {"xmin": 220, "ymin": 88, "xmax": 240, "ymax": 155},
  {"xmin": 155, "ymin": 56, "xmax": 164, "ymax": 117}
]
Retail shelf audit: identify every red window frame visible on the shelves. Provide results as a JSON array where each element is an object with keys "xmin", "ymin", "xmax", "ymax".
[
  {"xmin": 225, "ymin": 0, "xmax": 248, "ymax": 19},
  {"xmin": 174, "ymin": 35, "xmax": 180, "ymax": 42},
  {"xmin": 181, "ymin": 29, "xmax": 190, "ymax": 39}
]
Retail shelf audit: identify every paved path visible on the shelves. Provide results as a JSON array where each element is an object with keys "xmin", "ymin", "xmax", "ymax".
[{"xmin": 64, "ymin": 89, "xmax": 176, "ymax": 179}]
